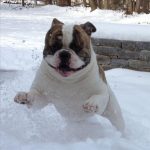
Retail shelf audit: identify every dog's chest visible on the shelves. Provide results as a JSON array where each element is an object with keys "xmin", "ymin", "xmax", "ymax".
[
  {"xmin": 43, "ymin": 76, "xmax": 98, "ymax": 121},
  {"xmin": 34, "ymin": 59, "xmax": 101, "ymax": 121}
]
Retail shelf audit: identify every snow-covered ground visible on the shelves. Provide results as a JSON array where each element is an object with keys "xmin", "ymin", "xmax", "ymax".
[{"xmin": 0, "ymin": 3, "xmax": 150, "ymax": 150}]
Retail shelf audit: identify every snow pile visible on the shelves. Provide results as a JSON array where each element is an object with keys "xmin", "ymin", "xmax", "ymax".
[{"xmin": 0, "ymin": 69, "xmax": 150, "ymax": 150}]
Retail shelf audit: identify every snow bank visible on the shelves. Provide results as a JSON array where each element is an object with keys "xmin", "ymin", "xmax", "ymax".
[
  {"xmin": 93, "ymin": 23, "xmax": 150, "ymax": 41},
  {"xmin": 0, "ymin": 69, "xmax": 150, "ymax": 150}
]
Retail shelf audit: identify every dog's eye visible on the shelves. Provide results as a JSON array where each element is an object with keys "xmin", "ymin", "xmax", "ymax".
[
  {"xmin": 51, "ymin": 42, "xmax": 63, "ymax": 54},
  {"xmin": 69, "ymin": 41, "xmax": 83, "ymax": 53},
  {"xmin": 79, "ymin": 52, "xmax": 90, "ymax": 63}
]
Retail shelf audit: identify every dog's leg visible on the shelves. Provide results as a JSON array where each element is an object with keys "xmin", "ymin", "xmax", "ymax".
[
  {"xmin": 102, "ymin": 88, "xmax": 125, "ymax": 132},
  {"xmin": 14, "ymin": 89, "xmax": 39, "ymax": 107},
  {"xmin": 14, "ymin": 89, "xmax": 49, "ymax": 109},
  {"xmin": 83, "ymin": 93, "xmax": 109, "ymax": 115},
  {"xmin": 83, "ymin": 89, "xmax": 125, "ymax": 132}
]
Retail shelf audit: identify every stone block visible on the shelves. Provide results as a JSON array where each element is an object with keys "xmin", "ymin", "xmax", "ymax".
[
  {"xmin": 128, "ymin": 60, "xmax": 150, "ymax": 71},
  {"xmin": 136, "ymin": 42, "xmax": 150, "ymax": 51},
  {"xmin": 122, "ymin": 41, "xmax": 150, "ymax": 51},
  {"xmin": 118, "ymin": 50, "xmax": 139, "ymax": 60},
  {"xmin": 139, "ymin": 50, "xmax": 150, "ymax": 61},
  {"xmin": 96, "ymin": 54, "xmax": 110, "ymax": 65},
  {"xmin": 102, "ymin": 65, "xmax": 113, "ymax": 70},
  {"xmin": 93, "ymin": 46, "xmax": 121, "ymax": 57},
  {"xmin": 121, "ymin": 41, "xmax": 139, "ymax": 51},
  {"xmin": 91, "ymin": 38, "xmax": 122, "ymax": 48},
  {"xmin": 111, "ymin": 59, "xmax": 129, "ymax": 68}
]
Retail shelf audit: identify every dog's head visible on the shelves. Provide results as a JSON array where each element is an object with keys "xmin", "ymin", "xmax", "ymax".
[{"xmin": 43, "ymin": 18, "xmax": 96, "ymax": 77}]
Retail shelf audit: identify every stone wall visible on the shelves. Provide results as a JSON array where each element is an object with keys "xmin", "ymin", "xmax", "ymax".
[{"xmin": 92, "ymin": 38, "xmax": 150, "ymax": 71}]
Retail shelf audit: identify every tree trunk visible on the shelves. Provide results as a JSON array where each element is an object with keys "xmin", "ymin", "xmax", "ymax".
[
  {"xmin": 135, "ymin": 0, "xmax": 142, "ymax": 13},
  {"xmin": 107, "ymin": 0, "xmax": 112, "ymax": 9},
  {"xmin": 49, "ymin": 0, "xmax": 52, "ymax": 4},
  {"xmin": 83, "ymin": 0, "xmax": 87, "ymax": 7},
  {"xmin": 56, "ymin": 0, "xmax": 71, "ymax": 6},
  {"xmin": 67, "ymin": 0, "xmax": 71, "ymax": 6},
  {"xmin": 22, "ymin": 0, "xmax": 25, "ymax": 7},
  {"xmin": 44, "ymin": 0, "xmax": 51, "ymax": 5},
  {"xmin": 34, "ymin": 0, "xmax": 37, "ymax": 5},
  {"xmin": 132, "ymin": 0, "xmax": 136, "ymax": 11},
  {"xmin": 103, "ymin": 0, "xmax": 111, "ymax": 9},
  {"xmin": 125, "ymin": 0, "xmax": 133, "ymax": 14},
  {"xmin": 103, "ymin": 0, "xmax": 108, "ymax": 9},
  {"xmin": 122, "ymin": 0, "xmax": 126, "ymax": 9},
  {"xmin": 142, "ymin": 0, "xmax": 149, "ymax": 14},
  {"xmin": 97, "ymin": 0, "xmax": 103, "ymax": 9},
  {"xmin": 111, "ymin": 0, "xmax": 121, "ymax": 10},
  {"xmin": 89, "ymin": 0, "xmax": 97, "ymax": 11}
]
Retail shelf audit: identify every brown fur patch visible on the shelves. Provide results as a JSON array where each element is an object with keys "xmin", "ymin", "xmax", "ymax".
[
  {"xmin": 98, "ymin": 65, "xmax": 107, "ymax": 84},
  {"xmin": 43, "ymin": 24, "xmax": 63, "ymax": 56},
  {"xmin": 68, "ymin": 25, "xmax": 91, "ymax": 63}
]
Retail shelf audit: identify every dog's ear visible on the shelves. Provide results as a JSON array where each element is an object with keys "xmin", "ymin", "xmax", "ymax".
[
  {"xmin": 51, "ymin": 18, "xmax": 64, "ymax": 27},
  {"xmin": 81, "ymin": 22, "xmax": 96, "ymax": 36}
]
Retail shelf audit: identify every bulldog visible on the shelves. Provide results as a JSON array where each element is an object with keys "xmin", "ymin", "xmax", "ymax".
[{"xmin": 14, "ymin": 18, "xmax": 125, "ymax": 132}]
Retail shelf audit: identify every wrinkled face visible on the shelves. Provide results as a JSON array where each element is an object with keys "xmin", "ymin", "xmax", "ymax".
[{"xmin": 43, "ymin": 18, "xmax": 96, "ymax": 77}]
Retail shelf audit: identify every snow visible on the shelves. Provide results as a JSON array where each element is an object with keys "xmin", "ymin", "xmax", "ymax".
[
  {"xmin": 0, "ymin": 3, "xmax": 150, "ymax": 150},
  {"xmin": 1, "ymin": 68, "xmax": 150, "ymax": 150}
]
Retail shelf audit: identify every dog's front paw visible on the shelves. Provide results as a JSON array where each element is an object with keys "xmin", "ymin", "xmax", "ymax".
[
  {"xmin": 82, "ymin": 101, "xmax": 98, "ymax": 113},
  {"xmin": 14, "ymin": 92, "xmax": 30, "ymax": 104}
]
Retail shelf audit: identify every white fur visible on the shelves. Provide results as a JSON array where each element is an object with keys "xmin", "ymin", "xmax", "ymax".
[
  {"xmin": 62, "ymin": 24, "xmax": 74, "ymax": 47},
  {"xmin": 69, "ymin": 50, "xmax": 85, "ymax": 68},
  {"xmin": 45, "ymin": 49, "xmax": 84, "ymax": 69},
  {"xmin": 14, "ymin": 36, "xmax": 125, "ymax": 132}
]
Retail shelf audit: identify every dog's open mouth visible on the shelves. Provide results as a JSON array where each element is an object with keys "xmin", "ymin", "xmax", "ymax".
[{"xmin": 49, "ymin": 64, "xmax": 86, "ymax": 77}]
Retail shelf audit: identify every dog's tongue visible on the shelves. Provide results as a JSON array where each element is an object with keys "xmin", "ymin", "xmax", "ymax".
[
  {"xmin": 57, "ymin": 65, "xmax": 74, "ymax": 77},
  {"xmin": 58, "ymin": 70, "xmax": 73, "ymax": 77}
]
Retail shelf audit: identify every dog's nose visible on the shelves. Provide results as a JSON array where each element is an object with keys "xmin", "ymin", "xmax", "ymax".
[{"xmin": 59, "ymin": 51, "xmax": 71, "ymax": 61}]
